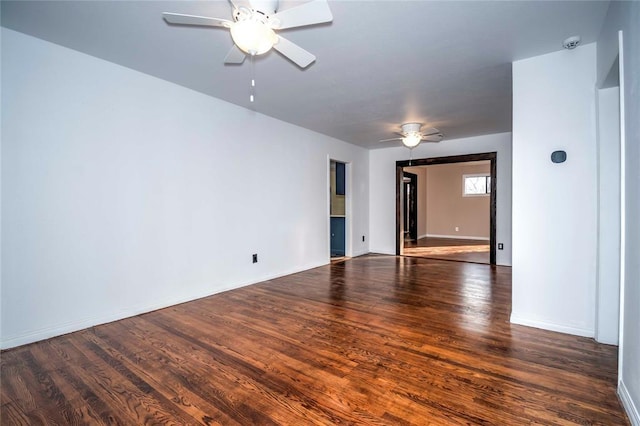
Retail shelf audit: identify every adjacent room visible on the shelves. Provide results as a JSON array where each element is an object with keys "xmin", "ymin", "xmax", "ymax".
[
  {"xmin": 1, "ymin": 0, "xmax": 638, "ymax": 424},
  {"xmin": 403, "ymin": 160, "xmax": 492, "ymax": 264}
]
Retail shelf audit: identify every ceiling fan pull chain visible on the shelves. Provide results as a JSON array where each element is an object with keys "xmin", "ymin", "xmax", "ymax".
[{"xmin": 250, "ymin": 53, "xmax": 256, "ymax": 103}]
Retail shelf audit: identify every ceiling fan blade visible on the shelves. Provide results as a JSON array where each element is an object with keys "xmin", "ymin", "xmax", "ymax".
[
  {"xmin": 379, "ymin": 138, "xmax": 403, "ymax": 143},
  {"xmin": 421, "ymin": 134, "xmax": 444, "ymax": 142},
  {"xmin": 421, "ymin": 128, "xmax": 441, "ymax": 136},
  {"xmin": 273, "ymin": 36, "xmax": 316, "ymax": 68},
  {"xmin": 163, "ymin": 13, "xmax": 232, "ymax": 28},
  {"xmin": 224, "ymin": 45, "xmax": 247, "ymax": 64},
  {"xmin": 271, "ymin": 0, "xmax": 333, "ymax": 29}
]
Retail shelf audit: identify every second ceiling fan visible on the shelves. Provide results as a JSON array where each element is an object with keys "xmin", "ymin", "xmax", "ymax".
[
  {"xmin": 163, "ymin": 0, "xmax": 333, "ymax": 69},
  {"xmin": 380, "ymin": 123, "xmax": 444, "ymax": 148}
]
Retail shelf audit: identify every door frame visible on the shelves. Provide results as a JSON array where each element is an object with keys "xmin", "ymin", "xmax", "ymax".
[{"xmin": 396, "ymin": 152, "xmax": 497, "ymax": 265}]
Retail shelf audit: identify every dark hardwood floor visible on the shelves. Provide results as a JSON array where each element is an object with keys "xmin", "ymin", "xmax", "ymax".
[
  {"xmin": 1, "ymin": 255, "xmax": 628, "ymax": 425},
  {"xmin": 404, "ymin": 237, "xmax": 490, "ymax": 264}
]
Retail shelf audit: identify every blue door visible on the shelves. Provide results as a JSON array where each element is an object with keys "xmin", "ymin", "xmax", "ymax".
[{"xmin": 330, "ymin": 217, "xmax": 346, "ymax": 256}]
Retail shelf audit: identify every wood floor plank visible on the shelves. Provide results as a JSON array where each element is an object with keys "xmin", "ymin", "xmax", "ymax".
[{"xmin": 0, "ymin": 255, "xmax": 629, "ymax": 425}]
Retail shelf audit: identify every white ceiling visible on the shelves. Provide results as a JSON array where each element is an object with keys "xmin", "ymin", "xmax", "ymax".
[{"xmin": 1, "ymin": 0, "xmax": 610, "ymax": 148}]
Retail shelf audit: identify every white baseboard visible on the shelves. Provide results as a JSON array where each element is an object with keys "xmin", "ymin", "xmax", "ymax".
[
  {"xmin": 368, "ymin": 246, "xmax": 395, "ymax": 256},
  {"xmin": 619, "ymin": 380, "xmax": 640, "ymax": 426},
  {"xmin": 426, "ymin": 233, "xmax": 490, "ymax": 241},
  {"xmin": 350, "ymin": 249, "xmax": 370, "ymax": 258},
  {"xmin": 0, "ymin": 291, "xmax": 217, "ymax": 349},
  {"xmin": 510, "ymin": 313, "xmax": 594, "ymax": 338},
  {"xmin": 0, "ymin": 261, "xmax": 327, "ymax": 350}
]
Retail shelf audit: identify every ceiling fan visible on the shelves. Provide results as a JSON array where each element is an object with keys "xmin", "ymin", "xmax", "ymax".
[
  {"xmin": 380, "ymin": 123, "xmax": 444, "ymax": 148},
  {"xmin": 162, "ymin": 0, "xmax": 332, "ymax": 69}
]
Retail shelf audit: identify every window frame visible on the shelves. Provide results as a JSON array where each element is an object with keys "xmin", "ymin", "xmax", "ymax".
[{"xmin": 462, "ymin": 173, "xmax": 491, "ymax": 197}]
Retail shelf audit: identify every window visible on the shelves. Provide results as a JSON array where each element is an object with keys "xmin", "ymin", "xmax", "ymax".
[{"xmin": 463, "ymin": 174, "xmax": 491, "ymax": 196}]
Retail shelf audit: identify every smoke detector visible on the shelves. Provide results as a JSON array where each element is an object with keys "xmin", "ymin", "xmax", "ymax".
[{"xmin": 562, "ymin": 36, "xmax": 581, "ymax": 50}]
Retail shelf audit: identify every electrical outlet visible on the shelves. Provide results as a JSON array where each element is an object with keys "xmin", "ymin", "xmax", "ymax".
[
  {"xmin": 498, "ymin": 243, "xmax": 504, "ymax": 250},
  {"xmin": 252, "ymin": 254, "xmax": 258, "ymax": 263},
  {"xmin": 455, "ymin": 227, "xmax": 459, "ymax": 232}
]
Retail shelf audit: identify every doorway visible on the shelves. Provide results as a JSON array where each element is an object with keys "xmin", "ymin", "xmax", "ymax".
[
  {"xmin": 396, "ymin": 153, "xmax": 497, "ymax": 265},
  {"xmin": 330, "ymin": 160, "xmax": 347, "ymax": 258}
]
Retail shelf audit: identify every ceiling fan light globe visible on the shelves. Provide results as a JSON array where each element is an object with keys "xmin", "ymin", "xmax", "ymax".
[
  {"xmin": 230, "ymin": 20, "xmax": 277, "ymax": 55},
  {"xmin": 402, "ymin": 133, "xmax": 422, "ymax": 148}
]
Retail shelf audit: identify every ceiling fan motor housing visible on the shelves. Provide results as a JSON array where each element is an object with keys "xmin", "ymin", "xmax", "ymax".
[
  {"xmin": 250, "ymin": 0, "xmax": 279, "ymax": 15},
  {"xmin": 401, "ymin": 122, "xmax": 422, "ymax": 134}
]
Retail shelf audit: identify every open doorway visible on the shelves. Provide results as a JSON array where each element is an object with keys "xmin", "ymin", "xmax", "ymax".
[
  {"xmin": 396, "ymin": 153, "xmax": 497, "ymax": 265},
  {"xmin": 330, "ymin": 160, "xmax": 347, "ymax": 259}
]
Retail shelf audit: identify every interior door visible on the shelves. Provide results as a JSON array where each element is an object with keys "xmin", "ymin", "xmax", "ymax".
[{"xmin": 330, "ymin": 217, "xmax": 346, "ymax": 256}]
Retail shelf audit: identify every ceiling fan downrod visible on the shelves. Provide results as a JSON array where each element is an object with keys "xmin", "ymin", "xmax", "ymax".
[{"xmin": 250, "ymin": 54, "xmax": 256, "ymax": 103}]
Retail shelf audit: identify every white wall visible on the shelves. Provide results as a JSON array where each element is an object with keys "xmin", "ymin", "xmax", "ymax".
[
  {"xmin": 596, "ymin": 86, "xmax": 620, "ymax": 345},
  {"xmin": 369, "ymin": 132, "xmax": 512, "ymax": 266},
  {"xmin": 0, "ymin": 29, "xmax": 369, "ymax": 349},
  {"xmin": 511, "ymin": 44, "xmax": 597, "ymax": 337},
  {"xmin": 598, "ymin": 1, "xmax": 640, "ymax": 423},
  {"xmin": 0, "ymin": 21, "xmax": 3, "ymax": 342}
]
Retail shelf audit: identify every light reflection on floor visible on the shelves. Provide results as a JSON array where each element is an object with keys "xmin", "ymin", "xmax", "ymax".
[
  {"xmin": 459, "ymin": 262, "xmax": 494, "ymax": 333},
  {"xmin": 404, "ymin": 244, "xmax": 490, "ymax": 264}
]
